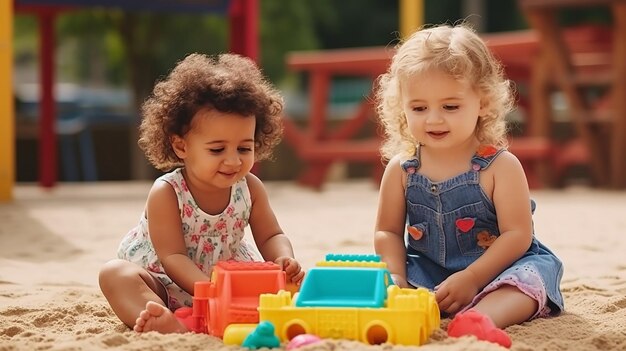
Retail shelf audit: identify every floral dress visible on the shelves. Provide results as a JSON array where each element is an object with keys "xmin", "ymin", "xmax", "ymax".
[{"xmin": 117, "ymin": 168, "xmax": 261, "ymax": 309}]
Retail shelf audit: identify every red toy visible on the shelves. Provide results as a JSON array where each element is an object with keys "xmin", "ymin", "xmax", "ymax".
[
  {"xmin": 447, "ymin": 309, "xmax": 512, "ymax": 348},
  {"xmin": 174, "ymin": 260, "xmax": 286, "ymax": 337}
]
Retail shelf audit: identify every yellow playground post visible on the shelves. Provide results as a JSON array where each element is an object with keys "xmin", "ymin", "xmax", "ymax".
[
  {"xmin": 400, "ymin": 0, "xmax": 424, "ymax": 39},
  {"xmin": 0, "ymin": 0, "xmax": 15, "ymax": 201}
]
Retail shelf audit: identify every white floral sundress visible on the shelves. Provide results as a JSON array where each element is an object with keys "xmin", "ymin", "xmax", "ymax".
[{"xmin": 117, "ymin": 168, "xmax": 261, "ymax": 310}]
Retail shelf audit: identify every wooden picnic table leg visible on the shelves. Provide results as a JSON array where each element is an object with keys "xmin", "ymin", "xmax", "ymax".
[
  {"xmin": 524, "ymin": 9, "xmax": 608, "ymax": 186},
  {"xmin": 611, "ymin": 2, "xmax": 626, "ymax": 188},
  {"xmin": 528, "ymin": 50, "xmax": 554, "ymax": 187},
  {"xmin": 297, "ymin": 71, "xmax": 333, "ymax": 188}
]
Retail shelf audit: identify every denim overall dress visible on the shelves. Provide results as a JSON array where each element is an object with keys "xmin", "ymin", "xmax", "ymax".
[{"xmin": 402, "ymin": 147, "xmax": 564, "ymax": 317}]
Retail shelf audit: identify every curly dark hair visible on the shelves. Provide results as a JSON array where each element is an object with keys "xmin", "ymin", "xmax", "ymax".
[{"xmin": 138, "ymin": 53, "xmax": 284, "ymax": 171}]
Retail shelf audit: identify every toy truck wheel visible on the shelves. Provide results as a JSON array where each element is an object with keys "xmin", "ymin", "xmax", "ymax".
[
  {"xmin": 363, "ymin": 320, "xmax": 392, "ymax": 345},
  {"xmin": 283, "ymin": 319, "xmax": 310, "ymax": 340}
]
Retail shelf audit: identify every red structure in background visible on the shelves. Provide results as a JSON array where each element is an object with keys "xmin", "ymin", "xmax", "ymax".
[
  {"xmin": 13, "ymin": 0, "xmax": 258, "ymax": 188},
  {"xmin": 281, "ymin": 26, "xmax": 614, "ymax": 189}
]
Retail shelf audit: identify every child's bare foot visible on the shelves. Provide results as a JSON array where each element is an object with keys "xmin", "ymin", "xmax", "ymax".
[{"xmin": 133, "ymin": 301, "xmax": 188, "ymax": 333}]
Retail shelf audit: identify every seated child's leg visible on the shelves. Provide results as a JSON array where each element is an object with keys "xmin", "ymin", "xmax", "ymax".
[
  {"xmin": 99, "ymin": 259, "xmax": 171, "ymax": 329},
  {"xmin": 472, "ymin": 284, "xmax": 538, "ymax": 328}
]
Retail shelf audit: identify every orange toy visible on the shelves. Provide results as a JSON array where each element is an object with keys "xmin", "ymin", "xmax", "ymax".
[{"xmin": 174, "ymin": 260, "xmax": 286, "ymax": 337}]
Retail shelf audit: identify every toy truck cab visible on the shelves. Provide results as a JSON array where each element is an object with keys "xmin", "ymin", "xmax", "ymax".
[{"xmin": 175, "ymin": 260, "xmax": 286, "ymax": 337}]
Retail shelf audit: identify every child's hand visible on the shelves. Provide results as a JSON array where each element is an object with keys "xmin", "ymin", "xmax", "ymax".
[
  {"xmin": 434, "ymin": 269, "xmax": 480, "ymax": 314},
  {"xmin": 390, "ymin": 274, "xmax": 410, "ymax": 288},
  {"xmin": 274, "ymin": 257, "xmax": 305, "ymax": 285}
]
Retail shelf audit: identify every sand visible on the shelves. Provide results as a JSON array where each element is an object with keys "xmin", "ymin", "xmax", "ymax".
[{"xmin": 1, "ymin": 180, "xmax": 625, "ymax": 350}]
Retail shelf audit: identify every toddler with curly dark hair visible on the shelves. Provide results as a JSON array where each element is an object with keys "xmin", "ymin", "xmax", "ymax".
[{"xmin": 98, "ymin": 53, "xmax": 304, "ymax": 334}]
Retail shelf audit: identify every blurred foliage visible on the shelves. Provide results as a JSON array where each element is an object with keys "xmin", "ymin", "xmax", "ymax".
[
  {"xmin": 55, "ymin": 9, "xmax": 230, "ymax": 108},
  {"xmin": 13, "ymin": 16, "xmax": 37, "ymax": 68},
  {"xmin": 307, "ymin": 0, "xmax": 399, "ymax": 48},
  {"xmin": 13, "ymin": 0, "xmax": 613, "ymax": 107},
  {"xmin": 259, "ymin": 0, "xmax": 320, "ymax": 84}
]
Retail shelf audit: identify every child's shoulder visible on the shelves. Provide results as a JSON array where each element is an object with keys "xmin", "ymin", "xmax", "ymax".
[
  {"xmin": 244, "ymin": 172, "xmax": 260, "ymax": 187},
  {"xmin": 243, "ymin": 173, "xmax": 264, "ymax": 201},
  {"xmin": 146, "ymin": 168, "xmax": 185, "ymax": 198},
  {"xmin": 153, "ymin": 168, "xmax": 184, "ymax": 189},
  {"xmin": 383, "ymin": 155, "xmax": 408, "ymax": 175},
  {"xmin": 146, "ymin": 172, "xmax": 181, "ymax": 209},
  {"xmin": 382, "ymin": 154, "xmax": 417, "ymax": 190},
  {"xmin": 488, "ymin": 148, "xmax": 522, "ymax": 167},
  {"xmin": 387, "ymin": 153, "xmax": 418, "ymax": 169},
  {"xmin": 483, "ymin": 148, "xmax": 526, "ymax": 178}
]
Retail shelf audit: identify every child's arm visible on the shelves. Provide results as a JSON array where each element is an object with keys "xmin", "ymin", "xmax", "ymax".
[
  {"xmin": 375, "ymin": 156, "xmax": 410, "ymax": 287},
  {"xmin": 146, "ymin": 181, "xmax": 210, "ymax": 295},
  {"xmin": 246, "ymin": 173, "xmax": 304, "ymax": 284},
  {"xmin": 436, "ymin": 151, "xmax": 534, "ymax": 312}
]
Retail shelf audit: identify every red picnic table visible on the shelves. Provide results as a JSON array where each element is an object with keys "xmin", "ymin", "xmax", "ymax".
[
  {"xmin": 281, "ymin": 30, "xmax": 550, "ymax": 189},
  {"xmin": 282, "ymin": 23, "xmax": 617, "ymax": 189}
]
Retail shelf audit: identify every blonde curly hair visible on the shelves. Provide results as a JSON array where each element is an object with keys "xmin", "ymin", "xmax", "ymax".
[
  {"xmin": 375, "ymin": 24, "xmax": 514, "ymax": 160},
  {"xmin": 138, "ymin": 53, "xmax": 284, "ymax": 171}
]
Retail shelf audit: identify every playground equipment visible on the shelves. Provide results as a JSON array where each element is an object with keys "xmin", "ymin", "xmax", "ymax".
[
  {"xmin": 174, "ymin": 260, "xmax": 286, "ymax": 337},
  {"xmin": 257, "ymin": 254, "xmax": 440, "ymax": 346}
]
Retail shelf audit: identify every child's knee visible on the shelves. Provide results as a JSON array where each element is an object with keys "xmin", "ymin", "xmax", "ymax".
[{"xmin": 98, "ymin": 259, "xmax": 134, "ymax": 288}]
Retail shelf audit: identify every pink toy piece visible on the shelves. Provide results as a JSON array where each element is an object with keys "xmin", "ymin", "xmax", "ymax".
[
  {"xmin": 286, "ymin": 334, "xmax": 322, "ymax": 350},
  {"xmin": 447, "ymin": 309, "xmax": 511, "ymax": 348}
]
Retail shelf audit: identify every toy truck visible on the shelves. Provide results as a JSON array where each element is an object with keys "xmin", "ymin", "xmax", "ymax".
[{"xmin": 257, "ymin": 254, "xmax": 440, "ymax": 346}]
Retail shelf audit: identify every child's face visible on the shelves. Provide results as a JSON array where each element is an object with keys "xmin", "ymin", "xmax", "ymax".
[
  {"xmin": 400, "ymin": 68, "xmax": 485, "ymax": 151},
  {"xmin": 173, "ymin": 108, "xmax": 256, "ymax": 190}
]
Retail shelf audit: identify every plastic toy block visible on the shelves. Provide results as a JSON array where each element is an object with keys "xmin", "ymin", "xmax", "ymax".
[
  {"xmin": 175, "ymin": 260, "xmax": 286, "ymax": 338},
  {"xmin": 325, "ymin": 253, "xmax": 381, "ymax": 262},
  {"xmin": 217, "ymin": 260, "xmax": 281, "ymax": 271},
  {"xmin": 316, "ymin": 260, "xmax": 388, "ymax": 268}
]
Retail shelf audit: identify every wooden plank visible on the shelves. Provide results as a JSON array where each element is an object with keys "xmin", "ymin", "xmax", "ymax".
[
  {"xmin": 287, "ymin": 26, "xmax": 609, "ymax": 81},
  {"xmin": 298, "ymin": 140, "xmax": 381, "ymax": 162},
  {"xmin": 508, "ymin": 137, "xmax": 553, "ymax": 160},
  {"xmin": 287, "ymin": 47, "xmax": 393, "ymax": 75}
]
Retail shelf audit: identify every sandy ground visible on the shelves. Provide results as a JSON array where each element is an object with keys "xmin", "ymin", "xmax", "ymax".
[{"xmin": 1, "ymin": 180, "xmax": 625, "ymax": 350}]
